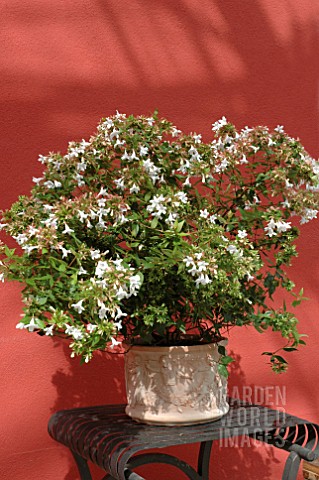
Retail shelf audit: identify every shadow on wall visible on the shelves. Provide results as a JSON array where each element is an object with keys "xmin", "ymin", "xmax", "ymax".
[
  {"xmin": 211, "ymin": 352, "xmax": 281, "ymax": 479},
  {"xmin": 1, "ymin": 0, "xmax": 317, "ymax": 180},
  {"xmin": 51, "ymin": 339, "xmax": 126, "ymax": 480}
]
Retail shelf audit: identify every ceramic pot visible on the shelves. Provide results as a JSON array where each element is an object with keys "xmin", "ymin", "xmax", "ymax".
[{"xmin": 124, "ymin": 342, "xmax": 229, "ymax": 425}]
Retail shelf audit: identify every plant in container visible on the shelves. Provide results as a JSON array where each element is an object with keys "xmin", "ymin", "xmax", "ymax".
[{"xmin": 1, "ymin": 112, "xmax": 318, "ymax": 424}]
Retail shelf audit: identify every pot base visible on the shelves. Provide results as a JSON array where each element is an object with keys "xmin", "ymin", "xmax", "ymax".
[{"xmin": 125, "ymin": 403, "xmax": 230, "ymax": 426}]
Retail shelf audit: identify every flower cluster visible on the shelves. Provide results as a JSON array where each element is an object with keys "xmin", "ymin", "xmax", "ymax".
[{"xmin": 0, "ymin": 112, "xmax": 318, "ymax": 371}]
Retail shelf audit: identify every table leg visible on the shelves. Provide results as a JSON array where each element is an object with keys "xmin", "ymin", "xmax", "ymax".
[
  {"xmin": 71, "ymin": 451, "xmax": 93, "ymax": 480},
  {"xmin": 282, "ymin": 451, "xmax": 301, "ymax": 480},
  {"xmin": 197, "ymin": 441, "xmax": 213, "ymax": 479}
]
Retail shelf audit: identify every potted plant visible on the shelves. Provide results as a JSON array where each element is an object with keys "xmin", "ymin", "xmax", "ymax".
[{"xmin": 1, "ymin": 112, "xmax": 318, "ymax": 424}]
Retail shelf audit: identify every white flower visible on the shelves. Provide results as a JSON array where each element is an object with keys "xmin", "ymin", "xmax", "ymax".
[
  {"xmin": 71, "ymin": 328, "xmax": 84, "ymax": 340},
  {"xmin": 121, "ymin": 149, "xmax": 130, "ymax": 161},
  {"xmin": 227, "ymin": 245, "xmax": 238, "ymax": 255},
  {"xmin": 240, "ymin": 154, "xmax": 248, "ymax": 164},
  {"xmin": 209, "ymin": 215, "xmax": 217, "ymax": 224},
  {"xmin": 115, "ymin": 285, "xmax": 129, "ymax": 300},
  {"xmin": 71, "ymin": 299, "xmax": 85, "ymax": 314},
  {"xmin": 129, "ymin": 274, "xmax": 142, "ymax": 295},
  {"xmin": 165, "ymin": 212, "xmax": 179, "ymax": 226},
  {"xmin": 274, "ymin": 125, "xmax": 285, "ymax": 133},
  {"xmin": 32, "ymin": 177, "xmax": 44, "ymax": 184},
  {"xmin": 110, "ymin": 337, "xmax": 121, "ymax": 348},
  {"xmin": 113, "ymin": 320, "xmax": 123, "ymax": 330},
  {"xmin": 175, "ymin": 191, "xmax": 188, "ymax": 204},
  {"xmin": 220, "ymin": 159, "xmax": 229, "ymax": 170},
  {"xmin": 44, "ymin": 325, "xmax": 54, "ymax": 336},
  {"xmin": 0, "ymin": 273, "xmax": 4, "ymax": 282},
  {"xmin": 197, "ymin": 260, "xmax": 209, "ymax": 272},
  {"xmin": 22, "ymin": 245, "xmax": 38, "ymax": 255},
  {"xmin": 25, "ymin": 318, "xmax": 38, "ymax": 332},
  {"xmin": 183, "ymin": 256, "xmax": 194, "ymax": 267},
  {"xmin": 200, "ymin": 209, "xmax": 209, "ymax": 219},
  {"xmin": 129, "ymin": 149, "xmax": 138, "ymax": 161},
  {"xmin": 112, "ymin": 258, "xmax": 126, "ymax": 271},
  {"xmin": 16, "ymin": 322, "xmax": 26, "ymax": 330},
  {"xmin": 115, "ymin": 307, "xmax": 127, "ymax": 320},
  {"xmin": 147, "ymin": 194, "xmax": 166, "ymax": 215},
  {"xmin": 195, "ymin": 274, "xmax": 212, "ymax": 287},
  {"xmin": 38, "ymin": 155, "xmax": 48, "ymax": 164},
  {"xmin": 130, "ymin": 183, "xmax": 140, "ymax": 194},
  {"xmin": 76, "ymin": 162, "xmax": 87, "ymax": 172},
  {"xmin": 193, "ymin": 134, "xmax": 202, "ymax": 143},
  {"xmin": 89, "ymin": 209, "xmax": 98, "ymax": 219},
  {"xmin": 114, "ymin": 177, "xmax": 125, "ymax": 190},
  {"xmin": 104, "ymin": 118, "xmax": 114, "ymax": 129},
  {"xmin": 0, "ymin": 223, "xmax": 8, "ymax": 230},
  {"xmin": 64, "ymin": 324, "xmax": 84, "ymax": 340},
  {"xmin": 44, "ymin": 180, "xmax": 62, "ymax": 189},
  {"xmin": 110, "ymin": 128, "xmax": 120, "ymax": 141},
  {"xmin": 140, "ymin": 146, "xmax": 149, "ymax": 156},
  {"xmin": 43, "ymin": 204, "xmax": 54, "ymax": 212},
  {"xmin": 42, "ymin": 214, "xmax": 58, "ymax": 229},
  {"xmin": 183, "ymin": 177, "xmax": 191, "ymax": 188},
  {"xmin": 275, "ymin": 220, "xmax": 291, "ymax": 233},
  {"xmin": 13, "ymin": 233, "xmax": 28, "ymax": 245},
  {"xmin": 264, "ymin": 219, "xmax": 277, "ymax": 237},
  {"xmin": 142, "ymin": 159, "xmax": 161, "ymax": 184},
  {"xmin": 74, "ymin": 173, "xmax": 85, "ymax": 187},
  {"xmin": 98, "ymin": 187, "xmax": 107, "ymax": 196},
  {"xmin": 60, "ymin": 247, "xmax": 71, "ymax": 258},
  {"xmin": 95, "ymin": 260, "xmax": 109, "ymax": 277},
  {"xmin": 98, "ymin": 301, "xmax": 107, "ymax": 320},
  {"xmin": 62, "ymin": 223, "xmax": 74, "ymax": 234},
  {"xmin": 171, "ymin": 127, "xmax": 181, "ymax": 137},
  {"xmin": 246, "ymin": 273, "xmax": 255, "ymax": 282},
  {"xmin": 212, "ymin": 116, "xmax": 228, "ymax": 132},
  {"xmin": 87, "ymin": 323, "xmax": 97, "ymax": 333},
  {"xmin": 28, "ymin": 226, "xmax": 38, "ymax": 236},
  {"xmin": 300, "ymin": 209, "xmax": 318, "ymax": 224},
  {"xmin": 91, "ymin": 249, "xmax": 101, "ymax": 260},
  {"xmin": 64, "ymin": 324, "xmax": 73, "ymax": 335},
  {"xmin": 237, "ymin": 229, "xmax": 247, "ymax": 239}
]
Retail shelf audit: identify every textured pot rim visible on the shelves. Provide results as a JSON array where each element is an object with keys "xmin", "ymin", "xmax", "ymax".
[{"xmin": 125, "ymin": 340, "xmax": 227, "ymax": 354}]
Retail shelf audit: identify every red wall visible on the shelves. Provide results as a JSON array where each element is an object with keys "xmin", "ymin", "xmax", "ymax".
[{"xmin": 1, "ymin": 1, "xmax": 318, "ymax": 479}]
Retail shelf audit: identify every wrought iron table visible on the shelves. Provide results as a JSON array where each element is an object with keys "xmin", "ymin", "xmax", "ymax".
[{"xmin": 48, "ymin": 399, "xmax": 319, "ymax": 480}]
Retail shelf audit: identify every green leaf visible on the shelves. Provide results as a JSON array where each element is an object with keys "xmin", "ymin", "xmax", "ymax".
[
  {"xmin": 37, "ymin": 297, "xmax": 48, "ymax": 305},
  {"xmin": 220, "ymin": 355, "xmax": 234, "ymax": 365},
  {"xmin": 218, "ymin": 345, "xmax": 226, "ymax": 356},
  {"xmin": 271, "ymin": 355, "xmax": 288, "ymax": 364},
  {"xmin": 218, "ymin": 364, "xmax": 229, "ymax": 378},
  {"xmin": 150, "ymin": 217, "xmax": 158, "ymax": 229},
  {"xmin": 137, "ymin": 271, "xmax": 144, "ymax": 286},
  {"xmin": 4, "ymin": 245, "xmax": 15, "ymax": 258},
  {"xmin": 176, "ymin": 220, "xmax": 184, "ymax": 232},
  {"xmin": 132, "ymin": 224, "xmax": 139, "ymax": 237}
]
